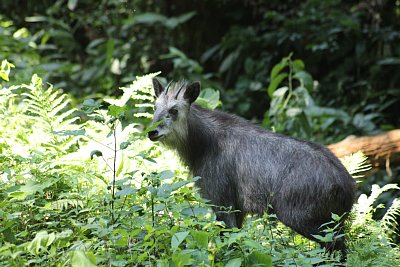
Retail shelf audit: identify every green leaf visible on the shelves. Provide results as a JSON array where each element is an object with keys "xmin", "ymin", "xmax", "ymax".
[
  {"xmin": 116, "ymin": 156, "xmax": 124, "ymax": 177},
  {"xmin": 88, "ymin": 114, "xmax": 105, "ymax": 122},
  {"xmin": 90, "ymin": 150, "xmax": 103, "ymax": 159},
  {"xmin": 159, "ymin": 170, "xmax": 174, "ymax": 180},
  {"xmin": 157, "ymin": 184, "xmax": 172, "ymax": 198},
  {"xmin": 53, "ymin": 129, "xmax": 85, "ymax": 136},
  {"xmin": 286, "ymin": 107, "xmax": 302, "ymax": 117},
  {"xmin": 2, "ymin": 228, "xmax": 17, "ymax": 243},
  {"xmin": 165, "ymin": 11, "xmax": 196, "ymax": 29},
  {"xmin": 0, "ymin": 72, "xmax": 9, "ymax": 81},
  {"xmin": 120, "ymin": 141, "xmax": 131, "ymax": 150},
  {"xmin": 170, "ymin": 180, "xmax": 191, "ymax": 191},
  {"xmin": 269, "ymin": 86, "xmax": 289, "ymax": 115},
  {"xmin": 143, "ymin": 120, "xmax": 162, "ymax": 135},
  {"xmin": 267, "ymin": 73, "xmax": 288, "ymax": 97},
  {"xmin": 191, "ymin": 231, "xmax": 209, "ymax": 249},
  {"xmin": 247, "ymin": 251, "xmax": 272, "ymax": 267},
  {"xmin": 71, "ymin": 251, "xmax": 97, "ymax": 267},
  {"xmin": 26, "ymin": 231, "xmax": 56, "ymax": 255},
  {"xmin": 0, "ymin": 60, "xmax": 15, "ymax": 81},
  {"xmin": 82, "ymin": 99, "xmax": 101, "ymax": 113},
  {"xmin": 134, "ymin": 13, "xmax": 166, "ymax": 25},
  {"xmin": 107, "ymin": 105, "xmax": 127, "ymax": 117},
  {"xmin": 172, "ymin": 252, "xmax": 193, "ymax": 266},
  {"xmin": 293, "ymin": 71, "xmax": 313, "ymax": 91},
  {"xmin": 226, "ymin": 258, "xmax": 243, "ymax": 267},
  {"xmin": 25, "ymin": 16, "xmax": 47, "ymax": 22},
  {"xmin": 181, "ymin": 207, "xmax": 209, "ymax": 217},
  {"xmin": 195, "ymin": 88, "xmax": 220, "ymax": 109},
  {"xmin": 115, "ymin": 187, "xmax": 137, "ymax": 197},
  {"xmin": 377, "ymin": 57, "xmax": 400, "ymax": 65},
  {"xmin": 312, "ymin": 233, "xmax": 334, "ymax": 242},
  {"xmin": 292, "ymin": 59, "xmax": 305, "ymax": 71},
  {"xmin": 243, "ymin": 240, "xmax": 264, "ymax": 251},
  {"xmin": 68, "ymin": 0, "xmax": 78, "ymax": 10},
  {"xmin": 106, "ymin": 39, "xmax": 114, "ymax": 65},
  {"xmin": 220, "ymin": 51, "xmax": 239, "ymax": 73},
  {"xmin": 171, "ymin": 231, "xmax": 189, "ymax": 251},
  {"xmin": 270, "ymin": 56, "xmax": 289, "ymax": 80},
  {"xmin": 331, "ymin": 213, "xmax": 341, "ymax": 221},
  {"xmin": 115, "ymin": 229, "xmax": 129, "ymax": 247}
]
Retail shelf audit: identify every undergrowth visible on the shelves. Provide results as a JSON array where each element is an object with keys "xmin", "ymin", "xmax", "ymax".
[{"xmin": 0, "ymin": 61, "xmax": 399, "ymax": 266}]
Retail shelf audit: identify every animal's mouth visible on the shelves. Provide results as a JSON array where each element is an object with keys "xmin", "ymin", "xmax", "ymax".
[{"xmin": 147, "ymin": 131, "xmax": 164, "ymax": 142}]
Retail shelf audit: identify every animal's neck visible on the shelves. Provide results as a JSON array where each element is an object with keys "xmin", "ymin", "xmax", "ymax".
[{"xmin": 176, "ymin": 105, "xmax": 216, "ymax": 170}]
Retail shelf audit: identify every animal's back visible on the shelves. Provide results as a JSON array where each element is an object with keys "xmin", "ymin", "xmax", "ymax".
[{"xmin": 191, "ymin": 106, "xmax": 355, "ymax": 229}]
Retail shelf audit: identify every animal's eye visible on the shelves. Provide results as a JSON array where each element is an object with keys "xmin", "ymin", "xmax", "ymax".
[{"xmin": 168, "ymin": 108, "xmax": 178, "ymax": 116}]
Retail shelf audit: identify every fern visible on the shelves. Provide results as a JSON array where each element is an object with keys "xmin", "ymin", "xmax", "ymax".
[
  {"xmin": 44, "ymin": 198, "xmax": 84, "ymax": 211},
  {"xmin": 341, "ymin": 151, "xmax": 400, "ymax": 266},
  {"xmin": 348, "ymin": 184, "xmax": 400, "ymax": 266},
  {"xmin": 19, "ymin": 75, "xmax": 82, "ymax": 155},
  {"xmin": 348, "ymin": 228, "xmax": 400, "ymax": 267},
  {"xmin": 22, "ymin": 74, "xmax": 78, "ymax": 132},
  {"xmin": 104, "ymin": 71, "xmax": 160, "ymax": 119},
  {"xmin": 353, "ymin": 184, "xmax": 400, "ymax": 227},
  {"xmin": 340, "ymin": 151, "xmax": 371, "ymax": 178},
  {"xmin": 381, "ymin": 198, "xmax": 400, "ymax": 242}
]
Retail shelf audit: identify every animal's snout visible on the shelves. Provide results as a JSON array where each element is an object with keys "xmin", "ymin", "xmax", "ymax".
[{"xmin": 147, "ymin": 129, "xmax": 162, "ymax": 141}]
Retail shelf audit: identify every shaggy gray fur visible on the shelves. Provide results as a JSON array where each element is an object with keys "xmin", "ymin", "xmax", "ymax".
[{"xmin": 148, "ymin": 79, "xmax": 355, "ymax": 254}]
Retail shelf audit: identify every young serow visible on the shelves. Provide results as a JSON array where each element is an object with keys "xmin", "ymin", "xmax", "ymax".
[{"xmin": 147, "ymin": 79, "xmax": 355, "ymax": 257}]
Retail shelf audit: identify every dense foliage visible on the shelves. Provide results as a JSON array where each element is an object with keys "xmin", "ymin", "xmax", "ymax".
[
  {"xmin": 1, "ymin": 0, "xmax": 399, "ymax": 127},
  {"xmin": 1, "ymin": 0, "xmax": 400, "ymax": 266}
]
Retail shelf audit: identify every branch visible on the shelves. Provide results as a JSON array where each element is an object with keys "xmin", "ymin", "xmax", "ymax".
[{"xmin": 327, "ymin": 129, "xmax": 400, "ymax": 175}]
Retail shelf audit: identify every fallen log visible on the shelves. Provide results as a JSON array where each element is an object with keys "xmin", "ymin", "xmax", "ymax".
[{"xmin": 327, "ymin": 129, "xmax": 400, "ymax": 176}]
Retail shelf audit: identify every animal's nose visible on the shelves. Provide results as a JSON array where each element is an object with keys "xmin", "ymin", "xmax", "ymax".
[{"xmin": 147, "ymin": 130, "xmax": 159, "ymax": 141}]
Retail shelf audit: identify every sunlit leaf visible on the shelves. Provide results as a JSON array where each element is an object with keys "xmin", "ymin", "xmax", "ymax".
[
  {"xmin": 226, "ymin": 258, "xmax": 243, "ymax": 267},
  {"xmin": 71, "ymin": 251, "xmax": 97, "ymax": 267},
  {"xmin": 191, "ymin": 231, "xmax": 208, "ymax": 249},
  {"xmin": 68, "ymin": 0, "xmax": 78, "ymax": 10},
  {"xmin": 107, "ymin": 105, "xmax": 127, "ymax": 117},
  {"xmin": 196, "ymin": 88, "xmax": 220, "ymax": 109},
  {"xmin": 247, "ymin": 251, "xmax": 272, "ymax": 267},
  {"xmin": 171, "ymin": 231, "xmax": 189, "ymax": 251}
]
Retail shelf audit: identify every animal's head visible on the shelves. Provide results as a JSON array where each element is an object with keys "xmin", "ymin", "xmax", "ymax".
[{"xmin": 147, "ymin": 78, "xmax": 200, "ymax": 144}]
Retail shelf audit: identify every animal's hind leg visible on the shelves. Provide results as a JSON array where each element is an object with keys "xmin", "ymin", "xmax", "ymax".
[
  {"xmin": 282, "ymin": 217, "xmax": 348, "ymax": 261},
  {"xmin": 276, "ymin": 209, "xmax": 345, "ymax": 245},
  {"xmin": 319, "ymin": 228, "xmax": 347, "ymax": 262},
  {"xmin": 215, "ymin": 209, "xmax": 239, "ymax": 228},
  {"xmin": 213, "ymin": 205, "xmax": 245, "ymax": 228},
  {"xmin": 235, "ymin": 211, "xmax": 245, "ymax": 228}
]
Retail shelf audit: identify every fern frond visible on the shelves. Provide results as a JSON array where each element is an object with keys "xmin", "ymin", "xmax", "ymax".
[
  {"xmin": 347, "ymin": 223, "xmax": 400, "ymax": 267},
  {"xmin": 48, "ymin": 94, "xmax": 70, "ymax": 117},
  {"xmin": 44, "ymin": 199, "xmax": 84, "ymax": 211},
  {"xmin": 46, "ymin": 85, "xmax": 59, "ymax": 102},
  {"xmin": 134, "ymin": 112, "xmax": 153, "ymax": 118},
  {"xmin": 353, "ymin": 184, "xmax": 400, "ymax": 226},
  {"xmin": 381, "ymin": 198, "xmax": 400, "ymax": 240},
  {"xmin": 104, "ymin": 72, "xmax": 160, "ymax": 120},
  {"xmin": 22, "ymin": 74, "xmax": 77, "ymax": 132},
  {"xmin": 53, "ymin": 109, "xmax": 78, "ymax": 129},
  {"xmin": 136, "ymin": 103, "xmax": 154, "ymax": 108},
  {"xmin": 340, "ymin": 151, "xmax": 371, "ymax": 178}
]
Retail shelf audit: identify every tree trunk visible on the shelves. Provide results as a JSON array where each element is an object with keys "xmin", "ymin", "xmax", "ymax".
[{"xmin": 327, "ymin": 129, "xmax": 400, "ymax": 175}]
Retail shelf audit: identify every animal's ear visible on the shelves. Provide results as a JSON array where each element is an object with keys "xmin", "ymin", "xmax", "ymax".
[
  {"xmin": 184, "ymin": 81, "xmax": 200, "ymax": 104},
  {"xmin": 152, "ymin": 78, "xmax": 164, "ymax": 97}
]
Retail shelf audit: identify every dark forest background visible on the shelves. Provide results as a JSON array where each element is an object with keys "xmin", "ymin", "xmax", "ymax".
[{"xmin": 2, "ymin": 0, "xmax": 399, "ymax": 127}]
